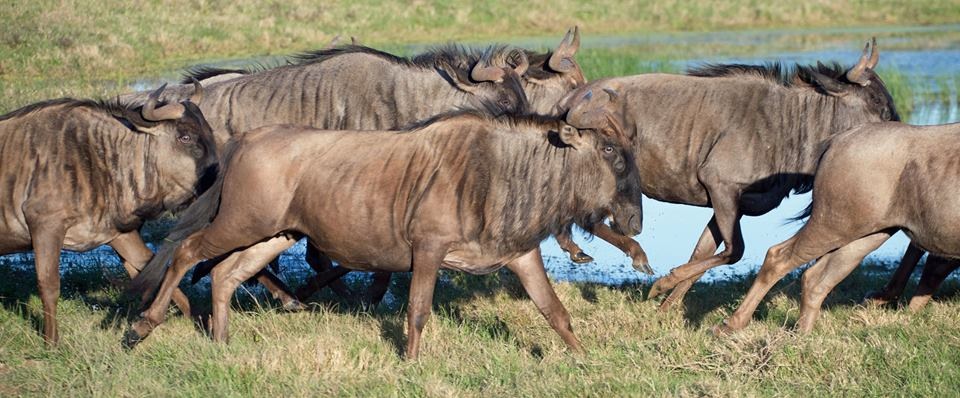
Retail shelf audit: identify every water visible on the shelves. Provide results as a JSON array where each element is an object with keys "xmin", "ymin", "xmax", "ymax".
[{"xmin": 13, "ymin": 25, "xmax": 960, "ymax": 286}]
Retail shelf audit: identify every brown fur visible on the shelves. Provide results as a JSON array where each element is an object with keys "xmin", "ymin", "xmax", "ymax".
[
  {"xmin": 554, "ymin": 40, "xmax": 900, "ymax": 310},
  {"xmin": 718, "ymin": 122, "xmax": 960, "ymax": 333},
  {"xmin": 125, "ymin": 112, "xmax": 642, "ymax": 358},
  {"xmin": 0, "ymin": 89, "xmax": 217, "ymax": 344}
]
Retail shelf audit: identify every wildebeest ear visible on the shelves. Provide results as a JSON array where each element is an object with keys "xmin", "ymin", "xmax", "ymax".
[
  {"xmin": 505, "ymin": 49, "xmax": 529, "ymax": 77},
  {"xmin": 548, "ymin": 26, "xmax": 580, "ymax": 73},
  {"xmin": 808, "ymin": 70, "xmax": 848, "ymax": 97},
  {"xmin": 558, "ymin": 125, "xmax": 586, "ymax": 149}
]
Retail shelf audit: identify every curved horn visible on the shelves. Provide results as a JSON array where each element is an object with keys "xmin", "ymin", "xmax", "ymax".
[
  {"xmin": 188, "ymin": 77, "xmax": 204, "ymax": 105},
  {"xmin": 471, "ymin": 64, "xmax": 505, "ymax": 83},
  {"xmin": 507, "ymin": 49, "xmax": 529, "ymax": 77},
  {"xmin": 602, "ymin": 87, "xmax": 619, "ymax": 102},
  {"xmin": 141, "ymin": 83, "xmax": 185, "ymax": 122},
  {"xmin": 548, "ymin": 26, "xmax": 581, "ymax": 72},
  {"xmin": 845, "ymin": 41, "xmax": 871, "ymax": 86},
  {"xmin": 141, "ymin": 83, "xmax": 166, "ymax": 121},
  {"xmin": 867, "ymin": 37, "xmax": 879, "ymax": 69}
]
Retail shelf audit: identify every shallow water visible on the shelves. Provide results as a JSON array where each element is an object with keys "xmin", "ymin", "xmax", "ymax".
[{"xmin": 17, "ymin": 25, "xmax": 960, "ymax": 286}]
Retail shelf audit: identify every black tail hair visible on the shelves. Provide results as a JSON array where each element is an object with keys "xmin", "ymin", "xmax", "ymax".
[
  {"xmin": 788, "ymin": 198, "xmax": 814, "ymax": 223},
  {"xmin": 124, "ymin": 139, "xmax": 243, "ymax": 305}
]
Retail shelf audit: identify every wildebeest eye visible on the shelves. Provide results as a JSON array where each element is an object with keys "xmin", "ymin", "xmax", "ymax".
[
  {"xmin": 603, "ymin": 145, "xmax": 614, "ymax": 154},
  {"xmin": 178, "ymin": 134, "xmax": 192, "ymax": 144},
  {"xmin": 498, "ymin": 99, "xmax": 511, "ymax": 107}
]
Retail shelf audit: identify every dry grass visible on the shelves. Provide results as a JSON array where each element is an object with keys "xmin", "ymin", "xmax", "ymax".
[{"xmin": 0, "ymin": 262, "xmax": 958, "ymax": 396}]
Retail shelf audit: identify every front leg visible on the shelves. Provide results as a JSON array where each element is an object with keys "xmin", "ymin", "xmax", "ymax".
[
  {"xmin": 555, "ymin": 224, "xmax": 594, "ymax": 264},
  {"xmin": 648, "ymin": 181, "xmax": 744, "ymax": 304},
  {"xmin": 908, "ymin": 255, "xmax": 960, "ymax": 311},
  {"xmin": 404, "ymin": 242, "xmax": 447, "ymax": 360},
  {"xmin": 657, "ymin": 217, "xmax": 722, "ymax": 311},
  {"xmin": 26, "ymin": 218, "xmax": 66, "ymax": 345},
  {"xmin": 506, "ymin": 247, "xmax": 583, "ymax": 353},
  {"xmin": 591, "ymin": 223, "xmax": 652, "ymax": 274}
]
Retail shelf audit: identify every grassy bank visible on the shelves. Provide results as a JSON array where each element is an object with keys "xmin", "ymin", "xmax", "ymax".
[
  {"xmin": 3, "ymin": 0, "xmax": 960, "ymax": 112},
  {"xmin": 0, "ymin": 260, "xmax": 958, "ymax": 396}
]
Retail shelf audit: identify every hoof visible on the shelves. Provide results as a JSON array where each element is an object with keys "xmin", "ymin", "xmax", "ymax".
[
  {"xmin": 861, "ymin": 290, "xmax": 896, "ymax": 306},
  {"xmin": 282, "ymin": 299, "xmax": 306, "ymax": 312},
  {"xmin": 632, "ymin": 259, "xmax": 654, "ymax": 275},
  {"xmin": 710, "ymin": 322, "xmax": 737, "ymax": 337},
  {"xmin": 569, "ymin": 251, "xmax": 594, "ymax": 264},
  {"xmin": 647, "ymin": 276, "xmax": 676, "ymax": 299},
  {"xmin": 122, "ymin": 328, "xmax": 145, "ymax": 350}
]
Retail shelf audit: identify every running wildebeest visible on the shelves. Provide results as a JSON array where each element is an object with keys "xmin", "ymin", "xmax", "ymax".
[
  {"xmin": 716, "ymin": 121, "xmax": 960, "ymax": 334},
  {"xmin": 124, "ymin": 112, "xmax": 644, "ymax": 359},
  {"xmin": 130, "ymin": 29, "xmax": 588, "ymax": 309},
  {"xmin": 0, "ymin": 83, "xmax": 216, "ymax": 344},
  {"xmin": 555, "ymin": 38, "xmax": 900, "ymax": 310}
]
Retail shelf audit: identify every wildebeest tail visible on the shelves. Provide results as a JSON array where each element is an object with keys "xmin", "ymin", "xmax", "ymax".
[{"xmin": 124, "ymin": 139, "xmax": 242, "ymax": 304}]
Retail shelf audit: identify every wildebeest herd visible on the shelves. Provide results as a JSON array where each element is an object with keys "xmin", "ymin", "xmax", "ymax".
[{"xmin": 2, "ymin": 27, "xmax": 955, "ymax": 359}]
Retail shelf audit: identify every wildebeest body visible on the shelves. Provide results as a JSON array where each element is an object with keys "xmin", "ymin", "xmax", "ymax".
[
  {"xmin": 719, "ymin": 122, "xmax": 960, "ymax": 333},
  {"xmin": 558, "ymin": 43, "xmax": 899, "ymax": 307},
  {"xmin": 125, "ymin": 112, "xmax": 643, "ymax": 358},
  {"xmin": 0, "ymin": 85, "xmax": 217, "ymax": 343}
]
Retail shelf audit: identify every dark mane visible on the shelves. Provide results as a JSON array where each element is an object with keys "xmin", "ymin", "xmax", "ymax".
[
  {"xmin": 179, "ymin": 66, "xmax": 249, "ymax": 84},
  {"xmin": 687, "ymin": 61, "xmax": 849, "ymax": 87},
  {"xmin": 0, "ymin": 97, "xmax": 158, "ymax": 127},
  {"xmin": 401, "ymin": 110, "xmax": 564, "ymax": 133}
]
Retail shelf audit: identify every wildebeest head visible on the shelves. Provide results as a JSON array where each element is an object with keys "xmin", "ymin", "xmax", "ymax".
[
  {"xmin": 437, "ymin": 46, "xmax": 531, "ymax": 116},
  {"xmin": 560, "ymin": 81, "xmax": 627, "ymax": 139},
  {"xmin": 799, "ymin": 38, "xmax": 899, "ymax": 122},
  {"xmin": 523, "ymin": 26, "xmax": 587, "ymax": 115},
  {"xmin": 557, "ymin": 123, "xmax": 643, "ymax": 237},
  {"xmin": 137, "ymin": 81, "xmax": 218, "ymax": 200}
]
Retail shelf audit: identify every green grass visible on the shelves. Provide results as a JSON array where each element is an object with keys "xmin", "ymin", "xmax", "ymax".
[
  {"xmin": 0, "ymin": 260, "xmax": 958, "ymax": 396},
  {"xmin": 3, "ymin": 0, "xmax": 960, "ymax": 112}
]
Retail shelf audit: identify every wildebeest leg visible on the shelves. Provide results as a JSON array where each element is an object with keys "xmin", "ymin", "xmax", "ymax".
[
  {"xmin": 555, "ymin": 224, "xmax": 594, "ymax": 264},
  {"xmin": 210, "ymin": 236, "xmax": 298, "ymax": 342},
  {"xmin": 648, "ymin": 184, "xmax": 744, "ymax": 302},
  {"xmin": 362, "ymin": 272, "xmax": 392, "ymax": 310},
  {"xmin": 109, "ymin": 232, "xmax": 192, "ymax": 317},
  {"xmin": 863, "ymin": 243, "xmax": 925, "ymax": 306},
  {"xmin": 253, "ymin": 270, "xmax": 304, "ymax": 311},
  {"xmin": 795, "ymin": 232, "xmax": 892, "ymax": 333},
  {"xmin": 658, "ymin": 218, "xmax": 722, "ymax": 311},
  {"xmin": 506, "ymin": 247, "xmax": 584, "ymax": 353},
  {"xmin": 125, "ymin": 228, "xmax": 248, "ymax": 347},
  {"xmin": 404, "ymin": 243, "xmax": 447, "ymax": 360},
  {"xmin": 294, "ymin": 243, "xmax": 358, "ymax": 302},
  {"xmin": 591, "ymin": 223, "xmax": 651, "ymax": 274},
  {"xmin": 27, "ymin": 219, "xmax": 65, "ymax": 345},
  {"xmin": 908, "ymin": 255, "xmax": 960, "ymax": 311},
  {"xmin": 715, "ymin": 224, "xmax": 845, "ymax": 335}
]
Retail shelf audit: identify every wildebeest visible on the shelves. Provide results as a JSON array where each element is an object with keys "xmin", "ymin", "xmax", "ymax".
[
  {"xmin": 130, "ymin": 29, "xmax": 587, "ymax": 308},
  {"xmin": 716, "ymin": 121, "xmax": 960, "ymax": 334},
  {"xmin": 556, "ymin": 39, "xmax": 900, "ymax": 310},
  {"xmin": 123, "ymin": 111, "xmax": 643, "ymax": 359},
  {"xmin": 0, "ymin": 83, "xmax": 216, "ymax": 344}
]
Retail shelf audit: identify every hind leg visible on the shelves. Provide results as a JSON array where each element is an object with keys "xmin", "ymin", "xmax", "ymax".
[
  {"xmin": 908, "ymin": 255, "xmax": 960, "ymax": 311},
  {"xmin": 864, "ymin": 243, "xmax": 925, "ymax": 306},
  {"xmin": 717, "ymin": 220, "xmax": 849, "ymax": 334},
  {"xmin": 797, "ymin": 231, "xmax": 893, "ymax": 333},
  {"xmin": 657, "ymin": 217, "xmax": 721, "ymax": 310},
  {"xmin": 210, "ymin": 235, "xmax": 297, "ymax": 342},
  {"xmin": 125, "ymin": 220, "xmax": 267, "ymax": 347},
  {"xmin": 110, "ymin": 232, "xmax": 193, "ymax": 317}
]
